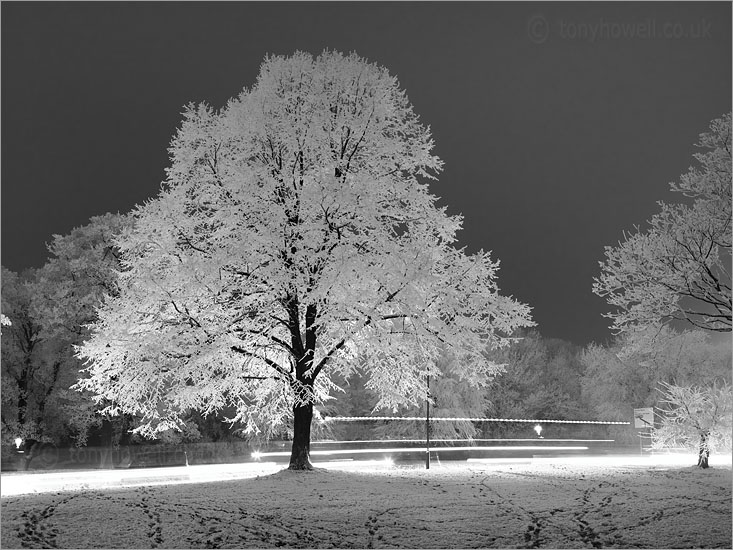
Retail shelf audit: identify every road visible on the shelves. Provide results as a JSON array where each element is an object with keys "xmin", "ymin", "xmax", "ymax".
[{"xmin": 2, "ymin": 451, "xmax": 726, "ymax": 497}]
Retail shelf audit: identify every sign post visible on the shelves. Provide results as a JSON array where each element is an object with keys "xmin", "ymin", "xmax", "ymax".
[
  {"xmin": 633, "ymin": 407, "xmax": 654, "ymax": 455},
  {"xmin": 633, "ymin": 407, "xmax": 654, "ymax": 429}
]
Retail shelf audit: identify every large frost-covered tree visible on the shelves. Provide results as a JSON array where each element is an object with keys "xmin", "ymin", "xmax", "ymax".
[
  {"xmin": 594, "ymin": 112, "xmax": 731, "ymax": 334},
  {"xmin": 77, "ymin": 51, "xmax": 533, "ymax": 469}
]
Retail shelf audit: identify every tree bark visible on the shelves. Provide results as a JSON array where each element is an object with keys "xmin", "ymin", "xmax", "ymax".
[
  {"xmin": 697, "ymin": 432, "xmax": 710, "ymax": 469},
  {"xmin": 289, "ymin": 402, "xmax": 314, "ymax": 470}
]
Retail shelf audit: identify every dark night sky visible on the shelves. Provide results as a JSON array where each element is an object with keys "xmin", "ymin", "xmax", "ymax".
[{"xmin": 2, "ymin": 2, "xmax": 731, "ymax": 346}]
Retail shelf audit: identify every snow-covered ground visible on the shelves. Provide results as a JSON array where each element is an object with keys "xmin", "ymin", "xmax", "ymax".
[{"xmin": 1, "ymin": 454, "xmax": 730, "ymax": 548}]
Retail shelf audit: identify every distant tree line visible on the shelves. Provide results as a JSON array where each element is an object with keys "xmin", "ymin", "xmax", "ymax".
[
  {"xmin": 5, "ymin": 215, "xmax": 728, "ymax": 457},
  {"xmin": 2, "ymin": 93, "xmax": 730, "ymax": 471}
]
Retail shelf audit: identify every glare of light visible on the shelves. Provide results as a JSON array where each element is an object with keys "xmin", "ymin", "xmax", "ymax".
[
  {"xmin": 1, "ymin": 462, "xmax": 280, "ymax": 497},
  {"xmin": 14, "ymin": 437, "xmax": 23, "ymax": 449},
  {"xmin": 251, "ymin": 450, "xmax": 262, "ymax": 461},
  {"xmin": 533, "ymin": 424, "xmax": 542, "ymax": 437},
  {"xmin": 383, "ymin": 456, "xmax": 394, "ymax": 468}
]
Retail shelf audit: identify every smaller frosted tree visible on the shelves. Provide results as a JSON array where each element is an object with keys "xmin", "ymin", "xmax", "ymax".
[
  {"xmin": 32, "ymin": 213, "xmax": 133, "ymax": 446},
  {"xmin": 594, "ymin": 112, "xmax": 731, "ymax": 334},
  {"xmin": 652, "ymin": 381, "xmax": 732, "ymax": 468},
  {"xmin": 1, "ymin": 266, "xmax": 74, "ymax": 467},
  {"xmin": 33, "ymin": 213, "xmax": 130, "ymax": 342},
  {"xmin": 2, "ymin": 267, "xmax": 45, "ymax": 446}
]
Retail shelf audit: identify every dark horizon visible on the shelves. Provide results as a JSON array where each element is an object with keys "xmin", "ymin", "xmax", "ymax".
[{"xmin": 2, "ymin": 2, "xmax": 731, "ymax": 346}]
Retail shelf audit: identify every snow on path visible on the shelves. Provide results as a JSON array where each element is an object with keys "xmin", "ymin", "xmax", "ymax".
[{"xmin": 1, "ymin": 461, "xmax": 730, "ymax": 548}]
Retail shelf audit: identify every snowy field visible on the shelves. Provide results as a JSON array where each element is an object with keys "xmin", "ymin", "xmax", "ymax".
[{"xmin": 1, "ymin": 455, "xmax": 731, "ymax": 549}]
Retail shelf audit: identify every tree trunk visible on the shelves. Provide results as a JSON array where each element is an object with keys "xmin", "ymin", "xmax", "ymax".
[
  {"xmin": 17, "ymin": 369, "xmax": 29, "ymax": 427},
  {"xmin": 697, "ymin": 432, "xmax": 710, "ymax": 469},
  {"xmin": 19, "ymin": 439, "xmax": 37, "ymax": 471},
  {"xmin": 289, "ymin": 402, "xmax": 314, "ymax": 470}
]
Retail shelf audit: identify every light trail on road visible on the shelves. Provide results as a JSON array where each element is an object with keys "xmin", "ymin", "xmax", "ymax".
[
  {"xmin": 3, "ymin": 452, "xmax": 728, "ymax": 497},
  {"xmin": 253, "ymin": 445, "xmax": 590, "ymax": 459}
]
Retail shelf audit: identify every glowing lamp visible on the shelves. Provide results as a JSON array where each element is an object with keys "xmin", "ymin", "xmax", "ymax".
[
  {"xmin": 533, "ymin": 424, "xmax": 543, "ymax": 438},
  {"xmin": 14, "ymin": 437, "xmax": 23, "ymax": 450},
  {"xmin": 251, "ymin": 450, "xmax": 262, "ymax": 461}
]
